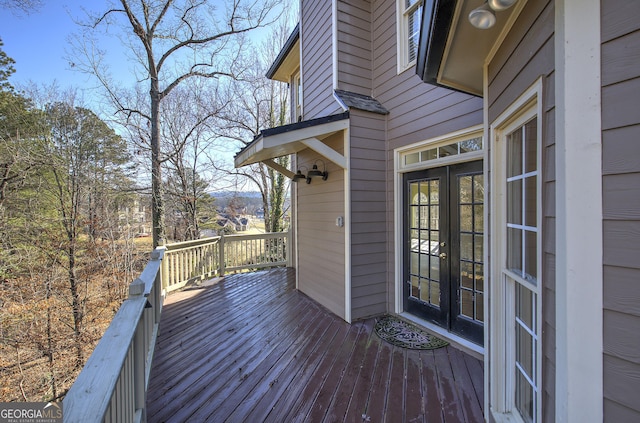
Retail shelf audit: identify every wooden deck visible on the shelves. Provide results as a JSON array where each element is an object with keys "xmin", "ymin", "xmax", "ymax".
[{"xmin": 146, "ymin": 268, "xmax": 484, "ymax": 422}]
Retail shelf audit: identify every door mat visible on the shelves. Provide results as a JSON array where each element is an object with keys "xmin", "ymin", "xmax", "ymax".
[{"xmin": 374, "ymin": 315, "xmax": 449, "ymax": 350}]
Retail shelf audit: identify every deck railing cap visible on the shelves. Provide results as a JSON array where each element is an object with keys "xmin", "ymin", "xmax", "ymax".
[{"xmin": 129, "ymin": 278, "xmax": 145, "ymax": 296}]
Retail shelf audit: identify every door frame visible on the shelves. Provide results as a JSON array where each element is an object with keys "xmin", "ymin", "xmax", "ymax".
[{"xmin": 394, "ymin": 125, "xmax": 485, "ymax": 354}]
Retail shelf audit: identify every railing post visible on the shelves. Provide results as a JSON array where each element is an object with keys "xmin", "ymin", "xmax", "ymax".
[
  {"xmin": 161, "ymin": 247, "xmax": 169, "ymax": 292},
  {"xmin": 128, "ymin": 277, "xmax": 147, "ymax": 423},
  {"xmin": 133, "ymin": 317, "xmax": 147, "ymax": 423},
  {"xmin": 218, "ymin": 233, "xmax": 225, "ymax": 277},
  {"xmin": 286, "ymin": 230, "xmax": 293, "ymax": 268}
]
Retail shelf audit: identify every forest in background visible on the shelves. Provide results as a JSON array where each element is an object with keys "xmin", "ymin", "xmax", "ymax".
[{"xmin": 1, "ymin": 0, "xmax": 296, "ymax": 402}]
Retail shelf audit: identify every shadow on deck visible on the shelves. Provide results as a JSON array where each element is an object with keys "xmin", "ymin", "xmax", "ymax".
[{"xmin": 147, "ymin": 268, "xmax": 484, "ymax": 422}]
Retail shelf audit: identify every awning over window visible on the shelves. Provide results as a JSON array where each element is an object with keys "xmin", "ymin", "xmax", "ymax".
[{"xmin": 234, "ymin": 112, "xmax": 350, "ymax": 177}]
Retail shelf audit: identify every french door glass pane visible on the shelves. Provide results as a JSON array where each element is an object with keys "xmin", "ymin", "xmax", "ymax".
[
  {"xmin": 460, "ymin": 176, "xmax": 473, "ymax": 202},
  {"xmin": 430, "ymin": 281, "xmax": 440, "ymax": 306},
  {"xmin": 460, "ymin": 205, "xmax": 473, "ymax": 231},
  {"xmin": 476, "ymin": 292, "xmax": 484, "ymax": 322},
  {"xmin": 460, "ymin": 289, "xmax": 473, "ymax": 319},
  {"xmin": 430, "ymin": 254, "xmax": 440, "ymax": 280},
  {"xmin": 457, "ymin": 173, "xmax": 484, "ymax": 324},
  {"xmin": 420, "ymin": 279, "xmax": 430, "ymax": 303},
  {"xmin": 408, "ymin": 179, "xmax": 441, "ymax": 308},
  {"xmin": 461, "ymin": 261, "xmax": 473, "ymax": 289},
  {"xmin": 474, "ymin": 204, "xmax": 484, "ymax": 231},
  {"xmin": 474, "ymin": 175, "xmax": 484, "ymax": 200}
]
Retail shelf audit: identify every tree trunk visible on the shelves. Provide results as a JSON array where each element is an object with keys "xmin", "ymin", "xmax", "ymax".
[
  {"xmin": 150, "ymin": 80, "xmax": 165, "ymax": 248},
  {"xmin": 67, "ymin": 245, "xmax": 83, "ymax": 369},
  {"xmin": 45, "ymin": 278, "xmax": 56, "ymax": 399}
]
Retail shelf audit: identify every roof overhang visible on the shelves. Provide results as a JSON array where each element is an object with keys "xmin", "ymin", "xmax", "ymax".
[
  {"xmin": 416, "ymin": 0, "xmax": 525, "ymax": 96},
  {"xmin": 234, "ymin": 112, "xmax": 350, "ymax": 171},
  {"xmin": 266, "ymin": 24, "xmax": 300, "ymax": 82}
]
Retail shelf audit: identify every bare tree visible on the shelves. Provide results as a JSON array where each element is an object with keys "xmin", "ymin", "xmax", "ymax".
[
  {"xmin": 161, "ymin": 83, "xmax": 223, "ymax": 240},
  {"xmin": 0, "ymin": 0, "xmax": 42, "ymax": 15},
  {"xmin": 214, "ymin": 16, "xmax": 294, "ymax": 232},
  {"xmin": 72, "ymin": 0, "xmax": 283, "ymax": 247}
]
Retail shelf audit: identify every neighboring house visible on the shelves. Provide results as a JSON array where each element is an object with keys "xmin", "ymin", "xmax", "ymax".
[
  {"xmin": 216, "ymin": 215, "xmax": 250, "ymax": 232},
  {"xmin": 118, "ymin": 198, "xmax": 151, "ymax": 237},
  {"xmin": 235, "ymin": 1, "xmax": 639, "ymax": 421}
]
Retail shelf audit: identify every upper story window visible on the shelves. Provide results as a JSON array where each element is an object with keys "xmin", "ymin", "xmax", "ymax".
[
  {"xmin": 291, "ymin": 70, "xmax": 302, "ymax": 122},
  {"xmin": 397, "ymin": 0, "xmax": 423, "ymax": 72}
]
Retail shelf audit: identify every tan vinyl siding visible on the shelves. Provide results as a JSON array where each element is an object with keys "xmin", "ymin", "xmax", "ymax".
[
  {"xmin": 349, "ymin": 110, "xmax": 387, "ymax": 320},
  {"xmin": 487, "ymin": 1, "xmax": 555, "ymax": 421},
  {"xmin": 301, "ymin": 0, "xmax": 342, "ymax": 119},
  {"xmin": 336, "ymin": 0, "xmax": 373, "ymax": 95},
  {"xmin": 371, "ymin": 0, "xmax": 483, "ymax": 312},
  {"xmin": 601, "ymin": 0, "xmax": 640, "ymax": 419},
  {"xmin": 296, "ymin": 133, "xmax": 346, "ymax": 319}
]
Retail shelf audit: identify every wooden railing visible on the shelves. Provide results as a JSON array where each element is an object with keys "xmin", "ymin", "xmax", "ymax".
[
  {"xmin": 162, "ymin": 231, "xmax": 291, "ymax": 293},
  {"xmin": 62, "ymin": 231, "xmax": 290, "ymax": 423},
  {"xmin": 63, "ymin": 248, "xmax": 164, "ymax": 423}
]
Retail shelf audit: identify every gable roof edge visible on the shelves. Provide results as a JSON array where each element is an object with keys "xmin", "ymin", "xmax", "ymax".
[{"xmin": 265, "ymin": 23, "xmax": 300, "ymax": 80}]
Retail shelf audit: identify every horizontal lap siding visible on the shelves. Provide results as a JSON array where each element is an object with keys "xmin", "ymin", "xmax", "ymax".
[
  {"xmin": 487, "ymin": 1, "xmax": 555, "ymax": 421},
  {"xmin": 350, "ymin": 111, "xmax": 387, "ymax": 320},
  {"xmin": 601, "ymin": 0, "xmax": 640, "ymax": 419},
  {"xmin": 371, "ymin": 0, "xmax": 482, "ymax": 313},
  {"xmin": 297, "ymin": 134, "xmax": 346, "ymax": 319},
  {"xmin": 337, "ymin": 0, "xmax": 372, "ymax": 95},
  {"xmin": 302, "ymin": 0, "xmax": 341, "ymax": 119}
]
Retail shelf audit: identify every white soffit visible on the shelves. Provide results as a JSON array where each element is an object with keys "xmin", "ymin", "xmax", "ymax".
[
  {"xmin": 270, "ymin": 39, "xmax": 300, "ymax": 83},
  {"xmin": 439, "ymin": 0, "xmax": 520, "ymax": 95}
]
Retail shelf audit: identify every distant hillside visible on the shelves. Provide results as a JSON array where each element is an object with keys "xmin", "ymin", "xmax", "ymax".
[{"xmin": 210, "ymin": 191, "xmax": 262, "ymax": 199}]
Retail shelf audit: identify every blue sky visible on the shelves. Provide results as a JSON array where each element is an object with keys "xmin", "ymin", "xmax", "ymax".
[{"xmin": 0, "ymin": 1, "xmax": 134, "ymax": 93}]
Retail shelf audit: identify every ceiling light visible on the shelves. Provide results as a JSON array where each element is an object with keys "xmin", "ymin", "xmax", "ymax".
[
  {"xmin": 469, "ymin": 3, "xmax": 496, "ymax": 29},
  {"xmin": 488, "ymin": 0, "xmax": 518, "ymax": 11}
]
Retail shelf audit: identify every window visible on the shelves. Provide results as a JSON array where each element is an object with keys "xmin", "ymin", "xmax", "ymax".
[
  {"xmin": 400, "ymin": 132, "xmax": 483, "ymax": 170},
  {"xmin": 397, "ymin": 0, "xmax": 423, "ymax": 72},
  {"xmin": 506, "ymin": 118, "xmax": 539, "ymax": 423},
  {"xmin": 291, "ymin": 70, "xmax": 302, "ymax": 122},
  {"xmin": 490, "ymin": 80, "xmax": 542, "ymax": 423}
]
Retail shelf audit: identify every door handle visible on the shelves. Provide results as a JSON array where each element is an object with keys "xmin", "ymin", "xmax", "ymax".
[{"xmin": 439, "ymin": 252, "xmax": 447, "ymax": 260}]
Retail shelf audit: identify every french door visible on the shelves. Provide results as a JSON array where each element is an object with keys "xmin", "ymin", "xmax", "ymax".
[{"xmin": 403, "ymin": 160, "xmax": 484, "ymax": 345}]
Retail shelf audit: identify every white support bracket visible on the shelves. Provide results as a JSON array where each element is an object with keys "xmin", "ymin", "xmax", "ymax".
[
  {"xmin": 261, "ymin": 158, "xmax": 296, "ymax": 180},
  {"xmin": 301, "ymin": 137, "xmax": 347, "ymax": 169}
]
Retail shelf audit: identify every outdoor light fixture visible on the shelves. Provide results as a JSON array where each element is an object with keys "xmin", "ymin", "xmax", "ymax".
[
  {"xmin": 292, "ymin": 166, "xmax": 311, "ymax": 184},
  {"xmin": 307, "ymin": 160, "xmax": 329, "ymax": 181},
  {"xmin": 469, "ymin": 0, "xmax": 519, "ymax": 29},
  {"xmin": 469, "ymin": 2, "xmax": 496, "ymax": 29},
  {"xmin": 487, "ymin": 0, "xmax": 518, "ymax": 11}
]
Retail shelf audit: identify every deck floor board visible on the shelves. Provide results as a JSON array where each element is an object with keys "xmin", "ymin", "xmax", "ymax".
[{"xmin": 147, "ymin": 268, "xmax": 484, "ymax": 422}]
